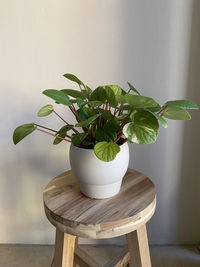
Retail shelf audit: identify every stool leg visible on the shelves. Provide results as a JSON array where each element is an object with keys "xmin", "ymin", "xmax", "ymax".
[
  {"xmin": 126, "ymin": 224, "xmax": 151, "ymax": 267},
  {"xmin": 54, "ymin": 228, "xmax": 76, "ymax": 267}
]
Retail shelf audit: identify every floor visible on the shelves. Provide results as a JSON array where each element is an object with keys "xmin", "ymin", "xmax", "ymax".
[{"xmin": 0, "ymin": 244, "xmax": 199, "ymax": 267}]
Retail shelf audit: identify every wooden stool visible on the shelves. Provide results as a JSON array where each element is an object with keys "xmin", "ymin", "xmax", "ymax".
[{"xmin": 43, "ymin": 168, "xmax": 156, "ymax": 267}]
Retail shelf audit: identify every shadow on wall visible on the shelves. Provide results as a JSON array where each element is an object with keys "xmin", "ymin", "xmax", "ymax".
[{"xmin": 176, "ymin": 0, "xmax": 200, "ymax": 244}]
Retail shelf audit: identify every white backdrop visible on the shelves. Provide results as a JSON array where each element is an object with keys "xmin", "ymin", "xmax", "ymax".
[{"xmin": 0, "ymin": 0, "xmax": 199, "ymax": 245}]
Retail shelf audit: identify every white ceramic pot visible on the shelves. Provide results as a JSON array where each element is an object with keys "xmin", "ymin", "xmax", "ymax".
[{"xmin": 69, "ymin": 142, "xmax": 129, "ymax": 199}]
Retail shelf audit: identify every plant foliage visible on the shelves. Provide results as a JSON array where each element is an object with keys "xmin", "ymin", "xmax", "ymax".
[{"xmin": 13, "ymin": 73, "xmax": 198, "ymax": 161}]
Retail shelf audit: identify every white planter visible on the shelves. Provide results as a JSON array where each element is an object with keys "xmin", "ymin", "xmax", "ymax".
[{"xmin": 69, "ymin": 142, "xmax": 129, "ymax": 199}]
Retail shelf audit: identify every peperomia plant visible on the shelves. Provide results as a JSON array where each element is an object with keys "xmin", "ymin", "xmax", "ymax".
[{"xmin": 13, "ymin": 73, "xmax": 198, "ymax": 162}]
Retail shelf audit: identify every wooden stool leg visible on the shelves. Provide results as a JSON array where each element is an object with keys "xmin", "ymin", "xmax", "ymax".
[
  {"xmin": 126, "ymin": 224, "xmax": 151, "ymax": 267},
  {"xmin": 54, "ymin": 228, "xmax": 76, "ymax": 267}
]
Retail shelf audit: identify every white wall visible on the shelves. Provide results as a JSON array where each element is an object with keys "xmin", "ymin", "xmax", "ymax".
[{"xmin": 0, "ymin": 0, "xmax": 199, "ymax": 245}]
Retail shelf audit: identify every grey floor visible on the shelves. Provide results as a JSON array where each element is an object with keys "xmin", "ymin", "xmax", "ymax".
[{"xmin": 0, "ymin": 244, "xmax": 199, "ymax": 267}]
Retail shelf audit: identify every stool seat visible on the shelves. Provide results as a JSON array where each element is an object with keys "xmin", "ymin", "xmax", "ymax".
[{"xmin": 44, "ymin": 169, "xmax": 156, "ymax": 239}]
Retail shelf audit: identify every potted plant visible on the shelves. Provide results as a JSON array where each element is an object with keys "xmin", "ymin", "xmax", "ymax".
[{"xmin": 13, "ymin": 73, "xmax": 198, "ymax": 199}]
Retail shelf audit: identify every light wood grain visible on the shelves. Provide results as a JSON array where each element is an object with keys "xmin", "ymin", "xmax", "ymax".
[
  {"xmin": 104, "ymin": 247, "xmax": 130, "ymax": 267},
  {"xmin": 43, "ymin": 169, "xmax": 156, "ymax": 239},
  {"xmin": 126, "ymin": 225, "xmax": 151, "ymax": 267},
  {"xmin": 74, "ymin": 246, "xmax": 100, "ymax": 267},
  {"xmin": 54, "ymin": 229, "xmax": 76, "ymax": 267}
]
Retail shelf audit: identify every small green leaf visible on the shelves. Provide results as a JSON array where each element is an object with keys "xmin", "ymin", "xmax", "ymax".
[
  {"xmin": 43, "ymin": 89, "xmax": 72, "ymax": 106},
  {"xmin": 76, "ymin": 114, "xmax": 100, "ymax": 127},
  {"xmin": 61, "ymin": 89, "xmax": 86, "ymax": 100},
  {"xmin": 63, "ymin": 73, "xmax": 82, "ymax": 85},
  {"xmin": 127, "ymin": 82, "xmax": 140, "ymax": 95},
  {"xmin": 94, "ymin": 142, "xmax": 120, "ymax": 162},
  {"xmin": 90, "ymin": 86, "xmax": 107, "ymax": 102},
  {"xmin": 13, "ymin": 123, "xmax": 36, "ymax": 145},
  {"xmin": 146, "ymin": 110, "xmax": 168, "ymax": 128},
  {"xmin": 95, "ymin": 122, "xmax": 117, "ymax": 142},
  {"xmin": 125, "ymin": 94, "xmax": 159, "ymax": 109},
  {"xmin": 165, "ymin": 100, "xmax": 198, "ymax": 110},
  {"xmin": 37, "ymin": 104, "xmax": 53, "ymax": 117},
  {"xmin": 71, "ymin": 133, "xmax": 88, "ymax": 146},
  {"xmin": 53, "ymin": 124, "xmax": 74, "ymax": 144},
  {"xmin": 163, "ymin": 106, "xmax": 191, "ymax": 120},
  {"xmin": 104, "ymin": 86, "xmax": 118, "ymax": 106},
  {"xmin": 123, "ymin": 110, "xmax": 159, "ymax": 144},
  {"xmin": 76, "ymin": 98, "xmax": 87, "ymax": 108},
  {"xmin": 99, "ymin": 109, "xmax": 113, "ymax": 120},
  {"xmin": 87, "ymin": 100, "xmax": 103, "ymax": 107},
  {"xmin": 102, "ymin": 85, "xmax": 122, "ymax": 96}
]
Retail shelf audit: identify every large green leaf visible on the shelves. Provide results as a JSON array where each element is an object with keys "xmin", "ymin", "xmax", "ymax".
[
  {"xmin": 76, "ymin": 114, "xmax": 100, "ymax": 127},
  {"xmin": 37, "ymin": 104, "xmax": 53, "ymax": 117},
  {"xmin": 61, "ymin": 89, "xmax": 86, "ymax": 100},
  {"xmin": 94, "ymin": 141, "xmax": 120, "ymax": 162},
  {"xmin": 165, "ymin": 100, "xmax": 198, "ymax": 110},
  {"xmin": 63, "ymin": 73, "xmax": 82, "ymax": 85},
  {"xmin": 123, "ymin": 110, "xmax": 159, "ymax": 144},
  {"xmin": 90, "ymin": 87, "xmax": 107, "ymax": 102},
  {"xmin": 71, "ymin": 133, "xmax": 88, "ymax": 146},
  {"xmin": 13, "ymin": 123, "xmax": 36, "ymax": 144},
  {"xmin": 127, "ymin": 82, "xmax": 140, "ymax": 95},
  {"xmin": 53, "ymin": 125, "xmax": 73, "ymax": 145},
  {"xmin": 163, "ymin": 106, "xmax": 191, "ymax": 120},
  {"xmin": 95, "ymin": 122, "xmax": 117, "ymax": 142},
  {"xmin": 125, "ymin": 94, "xmax": 159, "ymax": 108},
  {"xmin": 43, "ymin": 89, "xmax": 72, "ymax": 106}
]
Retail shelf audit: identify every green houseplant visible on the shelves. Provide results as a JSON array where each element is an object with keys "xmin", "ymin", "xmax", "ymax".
[{"xmin": 13, "ymin": 73, "xmax": 198, "ymax": 198}]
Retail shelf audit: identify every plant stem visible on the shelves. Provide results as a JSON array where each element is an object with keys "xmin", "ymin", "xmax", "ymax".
[
  {"xmin": 34, "ymin": 123, "xmax": 57, "ymax": 133},
  {"xmin": 114, "ymin": 132, "xmax": 123, "ymax": 143},
  {"xmin": 157, "ymin": 105, "xmax": 167, "ymax": 115},
  {"xmin": 36, "ymin": 128, "xmax": 72, "ymax": 143},
  {"xmin": 34, "ymin": 123, "xmax": 72, "ymax": 139},
  {"xmin": 53, "ymin": 110, "xmax": 79, "ymax": 134},
  {"xmin": 117, "ymin": 109, "xmax": 134, "ymax": 133}
]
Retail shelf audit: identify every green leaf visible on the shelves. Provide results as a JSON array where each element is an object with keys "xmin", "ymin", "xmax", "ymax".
[
  {"xmin": 63, "ymin": 73, "xmax": 82, "ymax": 85},
  {"xmin": 37, "ymin": 104, "xmax": 53, "ymax": 117},
  {"xmin": 76, "ymin": 114, "xmax": 100, "ymax": 127},
  {"xmin": 87, "ymin": 100, "xmax": 103, "ymax": 107},
  {"xmin": 43, "ymin": 89, "xmax": 72, "ymax": 106},
  {"xmin": 125, "ymin": 94, "xmax": 159, "ymax": 108},
  {"xmin": 94, "ymin": 141, "xmax": 120, "ymax": 162},
  {"xmin": 76, "ymin": 98, "xmax": 87, "ymax": 108},
  {"xmin": 53, "ymin": 125, "xmax": 74, "ymax": 145},
  {"xmin": 71, "ymin": 133, "xmax": 88, "ymax": 146},
  {"xmin": 76, "ymin": 107, "xmax": 94, "ymax": 122},
  {"xmin": 90, "ymin": 86, "xmax": 107, "ymax": 102},
  {"xmin": 165, "ymin": 100, "xmax": 198, "ymax": 110},
  {"xmin": 127, "ymin": 82, "xmax": 140, "ymax": 95},
  {"xmin": 13, "ymin": 123, "xmax": 36, "ymax": 145},
  {"xmin": 102, "ymin": 85, "xmax": 122, "ymax": 96},
  {"xmin": 146, "ymin": 110, "xmax": 168, "ymax": 128},
  {"xmin": 82, "ymin": 85, "xmax": 93, "ymax": 96},
  {"xmin": 99, "ymin": 109, "xmax": 113, "ymax": 120},
  {"xmin": 95, "ymin": 122, "xmax": 117, "ymax": 142},
  {"xmin": 104, "ymin": 86, "xmax": 118, "ymax": 106},
  {"xmin": 162, "ymin": 106, "xmax": 191, "ymax": 120},
  {"xmin": 123, "ymin": 110, "xmax": 159, "ymax": 144},
  {"xmin": 61, "ymin": 89, "xmax": 86, "ymax": 100}
]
